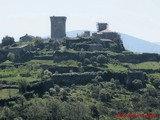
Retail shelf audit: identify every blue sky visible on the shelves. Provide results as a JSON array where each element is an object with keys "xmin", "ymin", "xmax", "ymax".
[{"xmin": 0, "ymin": 0, "xmax": 160, "ymax": 42}]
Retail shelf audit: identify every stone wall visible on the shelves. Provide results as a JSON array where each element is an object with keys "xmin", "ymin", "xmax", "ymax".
[
  {"xmin": 113, "ymin": 53, "xmax": 160, "ymax": 63},
  {"xmin": 27, "ymin": 71, "xmax": 147, "ymax": 96},
  {"xmin": 53, "ymin": 51, "xmax": 160, "ymax": 63},
  {"xmin": 46, "ymin": 66, "xmax": 101, "ymax": 73}
]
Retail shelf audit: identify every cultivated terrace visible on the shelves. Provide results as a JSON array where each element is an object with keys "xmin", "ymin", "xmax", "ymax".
[{"xmin": 0, "ymin": 34, "xmax": 160, "ymax": 120}]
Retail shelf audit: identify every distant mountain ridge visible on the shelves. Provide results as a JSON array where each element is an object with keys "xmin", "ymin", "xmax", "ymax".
[
  {"xmin": 154, "ymin": 42, "xmax": 160, "ymax": 45},
  {"xmin": 120, "ymin": 33, "xmax": 160, "ymax": 54},
  {"xmin": 66, "ymin": 30, "xmax": 160, "ymax": 54}
]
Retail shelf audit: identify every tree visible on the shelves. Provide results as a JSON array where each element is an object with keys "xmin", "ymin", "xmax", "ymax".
[
  {"xmin": 46, "ymin": 98, "xmax": 63, "ymax": 120},
  {"xmin": 1, "ymin": 36, "xmax": 15, "ymax": 46},
  {"xmin": 96, "ymin": 54, "xmax": 107, "ymax": 65},
  {"xmin": 90, "ymin": 56, "xmax": 97, "ymax": 63},
  {"xmin": 60, "ymin": 89, "xmax": 68, "ymax": 101},
  {"xmin": 18, "ymin": 78, "xmax": 28, "ymax": 93},
  {"xmin": 41, "ymin": 70, "xmax": 53, "ymax": 81},
  {"xmin": 54, "ymin": 85, "xmax": 60, "ymax": 93},
  {"xmin": 79, "ymin": 67, "xmax": 84, "ymax": 73},
  {"xmin": 99, "ymin": 89, "xmax": 112, "ymax": 102},
  {"xmin": 79, "ymin": 52, "xmax": 86, "ymax": 61},
  {"xmin": 92, "ymin": 75, "xmax": 103, "ymax": 84},
  {"xmin": 0, "ymin": 50, "xmax": 7, "ymax": 62},
  {"xmin": 152, "ymin": 79, "xmax": 160, "ymax": 88},
  {"xmin": 34, "ymin": 39, "xmax": 44, "ymax": 49},
  {"xmin": 7, "ymin": 52, "xmax": 15, "ymax": 62},
  {"xmin": 84, "ymin": 58, "xmax": 91, "ymax": 65},
  {"xmin": 90, "ymin": 105, "xmax": 99, "ymax": 119},
  {"xmin": 49, "ymin": 88, "xmax": 56, "ymax": 95},
  {"xmin": 132, "ymin": 79, "xmax": 143, "ymax": 90},
  {"xmin": 49, "ymin": 40, "xmax": 61, "ymax": 50},
  {"xmin": 1, "ymin": 107, "xmax": 15, "ymax": 120},
  {"xmin": 63, "ymin": 102, "xmax": 88, "ymax": 120},
  {"xmin": 25, "ymin": 98, "xmax": 48, "ymax": 120}
]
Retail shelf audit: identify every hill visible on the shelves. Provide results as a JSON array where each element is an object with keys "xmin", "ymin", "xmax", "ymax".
[
  {"xmin": 154, "ymin": 42, "xmax": 160, "ymax": 45},
  {"xmin": 120, "ymin": 33, "xmax": 160, "ymax": 54},
  {"xmin": 1, "ymin": 33, "xmax": 160, "ymax": 119}
]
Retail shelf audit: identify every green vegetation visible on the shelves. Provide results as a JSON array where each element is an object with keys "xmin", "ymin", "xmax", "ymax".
[
  {"xmin": 106, "ymin": 63, "xmax": 128, "ymax": 73},
  {"xmin": 0, "ymin": 36, "xmax": 160, "ymax": 119},
  {"xmin": 0, "ymin": 64, "xmax": 42, "ymax": 83},
  {"xmin": 27, "ymin": 60, "xmax": 79, "ymax": 67},
  {"xmin": 55, "ymin": 60, "xmax": 80, "ymax": 67},
  {"xmin": 149, "ymin": 73, "xmax": 160, "ymax": 80},
  {"xmin": 124, "ymin": 62, "xmax": 160, "ymax": 70},
  {"xmin": 1, "ymin": 36, "xmax": 15, "ymax": 46},
  {"xmin": 7, "ymin": 52, "xmax": 15, "ymax": 62},
  {"xmin": 27, "ymin": 60, "xmax": 54, "ymax": 65},
  {"xmin": 0, "ymin": 89, "xmax": 19, "ymax": 99}
]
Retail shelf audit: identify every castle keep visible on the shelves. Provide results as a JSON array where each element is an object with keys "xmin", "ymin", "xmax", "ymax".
[{"xmin": 50, "ymin": 16, "xmax": 67, "ymax": 39}]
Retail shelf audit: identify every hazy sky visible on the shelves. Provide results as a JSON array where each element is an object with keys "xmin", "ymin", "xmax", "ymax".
[{"xmin": 0, "ymin": 0, "xmax": 160, "ymax": 42}]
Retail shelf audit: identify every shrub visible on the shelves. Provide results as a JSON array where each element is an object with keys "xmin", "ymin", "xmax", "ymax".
[
  {"xmin": 131, "ymin": 79, "xmax": 143, "ymax": 90},
  {"xmin": 54, "ymin": 85, "xmax": 60, "ymax": 93},
  {"xmin": 90, "ymin": 56, "xmax": 97, "ymax": 62},
  {"xmin": 92, "ymin": 75, "xmax": 103, "ymax": 83},
  {"xmin": 99, "ymin": 89, "xmax": 112, "ymax": 102},
  {"xmin": 18, "ymin": 78, "xmax": 28, "ymax": 93},
  {"xmin": 49, "ymin": 88, "xmax": 56, "ymax": 95},
  {"xmin": 152, "ymin": 79, "xmax": 160, "ymax": 88},
  {"xmin": 7, "ymin": 52, "xmax": 15, "ymax": 62},
  {"xmin": 90, "ymin": 105, "xmax": 99, "ymax": 119},
  {"xmin": 42, "ymin": 70, "xmax": 53, "ymax": 81},
  {"xmin": 96, "ymin": 54, "xmax": 107, "ymax": 64},
  {"xmin": 34, "ymin": 39, "xmax": 44, "ymax": 49},
  {"xmin": 84, "ymin": 58, "xmax": 91, "ymax": 65},
  {"xmin": 2, "ymin": 36, "xmax": 15, "ymax": 46}
]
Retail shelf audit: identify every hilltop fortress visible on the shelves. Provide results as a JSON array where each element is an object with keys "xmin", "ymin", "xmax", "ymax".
[{"xmin": 50, "ymin": 16, "xmax": 125, "ymax": 52}]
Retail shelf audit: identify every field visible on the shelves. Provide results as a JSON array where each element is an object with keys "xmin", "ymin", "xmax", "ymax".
[{"xmin": 0, "ymin": 89, "xmax": 19, "ymax": 99}]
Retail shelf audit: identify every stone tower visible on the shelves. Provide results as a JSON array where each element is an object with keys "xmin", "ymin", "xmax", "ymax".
[
  {"xmin": 97, "ymin": 23, "xmax": 108, "ymax": 32},
  {"xmin": 50, "ymin": 16, "xmax": 67, "ymax": 39}
]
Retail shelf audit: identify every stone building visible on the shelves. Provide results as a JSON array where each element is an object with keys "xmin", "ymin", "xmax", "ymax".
[
  {"xmin": 93, "ymin": 22, "xmax": 113, "ymax": 39},
  {"xmin": 50, "ymin": 16, "xmax": 67, "ymax": 39},
  {"xmin": 92, "ymin": 22, "xmax": 125, "ymax": 52},
  {"xmin": 64, "ymin": 20, "xmax": 125, "ymax": 52},
  {"xmin": 20, "ymin": 34, "xmax": 34, "ymax": 42},
  {"xmin": 83, "ymin": 31, "xmax": 91, "ymax": 37},
  {"xmin": 5, "ymin": 44, "xmax": 32, "ymax": 58}
]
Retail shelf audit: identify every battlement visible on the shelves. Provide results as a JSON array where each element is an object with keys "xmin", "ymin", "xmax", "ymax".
[{"xmin": 50, "ymin": 16, "xmax": 67, "ymax": 21}]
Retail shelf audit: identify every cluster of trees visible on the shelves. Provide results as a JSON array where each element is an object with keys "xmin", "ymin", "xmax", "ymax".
[
  {"xmin": 1, "ymin": 34, "xmax": 160, "ymax": 120},
  {"xmin": 0, "ymin": 35, "xmax": 62, "ymax": 63},
  {"xmin": 1, "ymin": 36, "xmax": 15, "ymax": 46},
  {"xmin": 80, "ymin": 54, "xmax": 108, "ymax": 66},
  {"xmin": 89, "ymin": 78, "xmax": 160, "ymax": 115},
  {"xmin": 1, "ymin": 76, "xmax": 160, "ymax": 120},
  {"xmin": 0, "ymin": 97, "xmax": 94, "ymax": 120},
  {"xmin": 34, "ymin": 39, "xmax": 62, "ymax": 51}
]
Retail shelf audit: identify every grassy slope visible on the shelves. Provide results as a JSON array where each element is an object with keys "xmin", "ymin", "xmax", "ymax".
[{"xmin": 0, "ymin": 89, "xmax": 19, "ymax": 99}]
